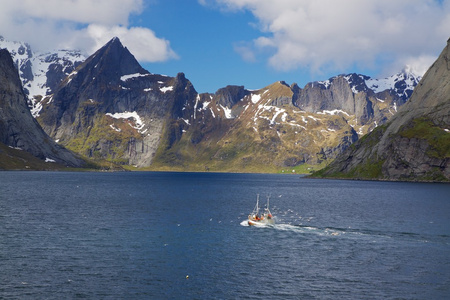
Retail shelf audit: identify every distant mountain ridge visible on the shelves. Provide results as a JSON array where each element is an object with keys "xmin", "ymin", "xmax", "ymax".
[{"xmin": 0, "ymin": 36, "xmax": 426, "ymax": 172}]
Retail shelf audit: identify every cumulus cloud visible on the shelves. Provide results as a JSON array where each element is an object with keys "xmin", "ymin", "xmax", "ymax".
[
  {"xmin": 205, "ymin": 0, "xmax": 450, "ymax": 76},
  {"xmin": 79, "ymin": 25, "xmax": 178, "ymax": 62},
  {"xmin": 0, "ymin": 0, "xmax": 177, "ymax": 62}
]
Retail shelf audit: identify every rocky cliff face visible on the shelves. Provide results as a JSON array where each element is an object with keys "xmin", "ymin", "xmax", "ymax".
[
  {"xmin": 314, "ymin": 39, "xmax": 450, "ymax": 181},
  {"xmin": 151, "ymin": 80, "xmax": 358, "ymax": 171},
  {"xmin": 294, "ymin": 70, "xmax": 420, "ymax": 134},
  {"xmin": 0, "ymin": 49, "xmax": 85, "ymax": 167},
  {"xmin": 37, "ymin": 37, "xmax": 197, "ymax": 167},
  {"xmin": 151, "ymin": 68, "xmax": 419, "ymax": 172}
]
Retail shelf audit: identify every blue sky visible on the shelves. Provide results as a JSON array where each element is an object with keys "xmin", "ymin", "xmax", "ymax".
[
  {"xmin": 1, "ymin": 0, "xmax": 449, "ymax": 93},
  {"xmin": 135, "ymin": 0, "xmax": 271, "ymax": 92}
]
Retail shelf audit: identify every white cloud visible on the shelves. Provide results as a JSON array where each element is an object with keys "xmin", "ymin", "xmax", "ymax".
[
  {"xmin": 207, "ymin": 0, "xmax": 450, "ymax": 76},
  {"xmin": 81, "ymin": 25, "xmax": 178, "ymax": 62},
  {"xmin": 398, "ymin": 55, "xmax": 438, "ymax": 77},
  {"xmin": 0, "ymin": 0, "xmax": 177, "ymax": 62},
  {"xmin": 233, "ymin": 41, "xmax": 257, "ymax": 62},
  {"xmin": 14, "ymin": 0, "xmax": 143, "ymax": 26}
]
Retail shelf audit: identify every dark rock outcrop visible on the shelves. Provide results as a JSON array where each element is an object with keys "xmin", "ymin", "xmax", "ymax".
[
  {"xmin": 215, "ymin": 85, "xmax": 248, "ymax": 108},
  {"xmin": 0, "ymin": 49, "xmax": 85, "ymax": 167}
]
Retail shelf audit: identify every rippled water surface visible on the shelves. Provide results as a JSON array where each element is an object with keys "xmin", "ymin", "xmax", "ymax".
[{"xmin": 1, "ymin": 171, "xmax": 449, "ymax": 299}]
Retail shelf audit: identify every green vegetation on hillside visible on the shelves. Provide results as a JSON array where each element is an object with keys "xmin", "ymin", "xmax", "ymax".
[
  {"xmin": 399, "ymin": 117, "xmax": 450, "ymax": 159},
  {"xmin": 64, "ymin": 114, "xmax": 141, "ymax": 165},
  {"xmin": 0, "ymin": 143, "xmax": 63, "ymax": 170},
  {"xmin": 311, "ymin": 125, "xmax": 387, "ymax": 180},
  {"xmin": 311, "ymin": 117, "xmax": 450, "ymax": 182},
  {"xmin": 0, "ymin": 142, "xmax": 99, "ymax": 171}
]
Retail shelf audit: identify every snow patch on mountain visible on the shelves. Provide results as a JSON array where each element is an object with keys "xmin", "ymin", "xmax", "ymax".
[
  {"xmin": 317, "ymin": 109, "xmax": 350, "ymax": 117},
  {"xmin": 343, "ymin": 74, "xmax": 369, "ymax": 94},
  {"xmin": 317, "ymin": 80, "xmax": 331, "ymax": 89},
  {"xmin": 220, "ymin": 105, "xmax": 234, "ymax": 119},
  {"xmin": 105, "ymin": 111, "xmax": 145, "ymax": 133},
  {"xmin": 202, "ymin": 101, "xmax": 210, "ymax": 110},
  {"xmin": 251, "ymin": 94, "xmax": 261, "ymax": 104},
  {"xmin": 120, "ymin": 73, "xmax": 150, "ymax": 81},
  {"xmin": 160, "ymin": 86, "xmax": 173, "ymax": 93},
  {"xmin": 193, "ymin": 94, "xmax": 200, "ymax": 120}
]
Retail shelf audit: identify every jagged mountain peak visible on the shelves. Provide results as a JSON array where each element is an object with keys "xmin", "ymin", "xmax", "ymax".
[
  {"xmin": 94, "ymin": 36, "xmax": 127, "ymax": 59},
  {"xmin": 342, "ymin": 73, "xmax": 370, "ymax": 93},
  {"xmin": 36, "ymin": 37, "xmax": 199, "ymax": 168},
  {"xmin": 310, "ymin": 70, "xmax": 421, "ymax": 98},
  {"xmin": 365, "ymin": 69, "xmax": 421, "ymax": 101},
  {"xmin": 76, "ymin": 37, "xmax": 148, "ymax": 83}
]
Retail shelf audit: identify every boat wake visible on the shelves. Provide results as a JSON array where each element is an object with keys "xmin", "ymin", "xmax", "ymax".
[
  {"xmin": 240, "ymin": 221, "xmax": 340, "ymax": 235},
  {"xmin": 274, "ymin": 223, "xmax": 345, "ymax": 236},
  {"xmin": 241, "ymin": 222, "xmax": 444, "ymax": 244}
]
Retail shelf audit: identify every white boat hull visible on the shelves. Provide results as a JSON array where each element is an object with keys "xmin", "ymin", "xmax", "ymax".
[{"xmin": 248, "ymin": 218, "xmax": 275, "ymax": 226}]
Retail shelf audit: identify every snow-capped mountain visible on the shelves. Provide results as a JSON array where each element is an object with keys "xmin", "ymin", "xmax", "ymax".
[
  {"xmin": 316, "ymin": 70, "xmax": 421, "ymax": 102},
  {"xmin": 365, "ymin": 68, "xmax": 421, "ymax": 101},
  {"xmin": 0, "ymin": 36, "xmax": 85, "ymax": 116},
  {"xmin": 36, "ymin": 37, "xmax": 196, "ymax": 168},
  {"xmin": 0, "ymin": 36, "xmax": 426, "ymax": 171}
]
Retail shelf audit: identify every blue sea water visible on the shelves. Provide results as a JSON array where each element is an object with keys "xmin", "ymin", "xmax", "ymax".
[{"xmin": 0, "ymin": 171, "xmax": 449, "ymax": 299}]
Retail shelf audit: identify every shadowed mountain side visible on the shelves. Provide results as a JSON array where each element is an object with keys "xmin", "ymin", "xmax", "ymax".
[
  {"xmin": 0, "ymin": 49, "xmax": 85, "ymax": 168},
  {"xmin": 37, "ymin": 38, "xmax": 197, "ymax": 168}
]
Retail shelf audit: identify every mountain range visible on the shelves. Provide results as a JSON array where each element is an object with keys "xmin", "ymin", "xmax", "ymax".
[{"xmin": 2, "ymin": 36, "xmax": 443, "ymax": 178}]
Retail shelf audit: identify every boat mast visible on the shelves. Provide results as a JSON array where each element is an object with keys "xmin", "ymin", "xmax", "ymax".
[{"xmin": 253, "ymin": 194, "xmax": 260, "ymax": 216}]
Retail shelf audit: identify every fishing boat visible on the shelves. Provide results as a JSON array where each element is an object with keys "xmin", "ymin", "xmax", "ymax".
[{"xmin": 247, "ymin": 194, "xmax": 275, "ymax": 226}]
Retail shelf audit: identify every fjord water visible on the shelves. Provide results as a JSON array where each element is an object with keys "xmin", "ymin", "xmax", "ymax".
[{"xmin": 1, "ymin": 172, "xmax": 449, "ymax": 299}]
